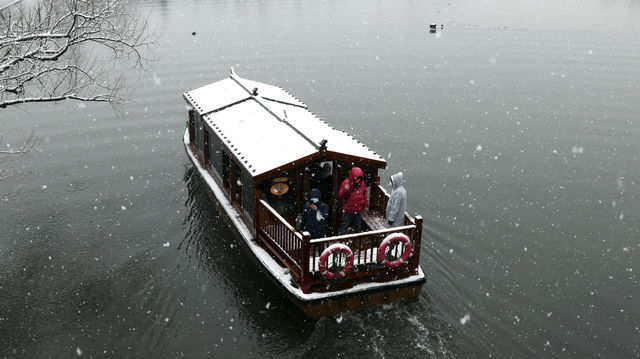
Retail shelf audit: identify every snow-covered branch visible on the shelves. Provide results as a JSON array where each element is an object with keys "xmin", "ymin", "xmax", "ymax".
[{"xmin": 0, "ymin": 0, "xmax": 154, "ymax": 109}]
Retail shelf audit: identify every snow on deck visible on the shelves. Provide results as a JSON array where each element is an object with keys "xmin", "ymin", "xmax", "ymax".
[
  {"xmin": 184, "ymin": 129, "xmax": 425, "ymax": 302},
  {"xmin": 184, "ymin": 71, "xmax": 386, "ymax": 177},
  {"xmin": 184, "ymin": 77, "xmax": 249, "ymax": 115}
]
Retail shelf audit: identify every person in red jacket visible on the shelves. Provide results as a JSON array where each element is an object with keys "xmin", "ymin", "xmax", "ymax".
[{"xmin": 338, "ymin": 167, "xmax": 369, "ymax": 234}]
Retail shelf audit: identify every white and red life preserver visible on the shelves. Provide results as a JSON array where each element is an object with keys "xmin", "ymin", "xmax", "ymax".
[
  {"xmin": 377, "ymin": 233, "xmax": 412, "ymax": 268},
  {"xmin": 319, "ymin": 244, "xmax": 354, "ymax": 281}
]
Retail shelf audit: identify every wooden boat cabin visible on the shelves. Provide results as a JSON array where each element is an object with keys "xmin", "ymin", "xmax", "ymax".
[{"xmin": 183, "ymin": 69, "xmax": 426, "ymax": 317}]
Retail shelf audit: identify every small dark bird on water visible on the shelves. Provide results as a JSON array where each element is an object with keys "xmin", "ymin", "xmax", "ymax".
[{"xmin": 192, "ymin": 32, "xmax": 196, "ymax": 35}]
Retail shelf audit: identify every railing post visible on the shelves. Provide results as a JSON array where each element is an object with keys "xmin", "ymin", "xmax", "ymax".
[
  {"xmin": 410, "ymin": 216, "xmax": 423, "ymax": 275},
  {"xmin": 255, "ymin": 199, "xmax": 262, "ymax": 237},
  {"xmin": 301, "ymin": 231, "xmax": 312, "ymax": 294}
]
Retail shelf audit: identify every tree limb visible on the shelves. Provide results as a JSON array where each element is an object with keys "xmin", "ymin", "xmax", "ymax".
[
  {"xmin": 0, "ymin": 129, "xmax": 38, "ymax": 155},
  {"xmin": 0, "ymin": 0, "xmax": 154, "ymax": 109}
]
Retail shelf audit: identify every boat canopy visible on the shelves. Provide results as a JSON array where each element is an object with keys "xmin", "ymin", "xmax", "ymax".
[{"xmin": 183, "ymin": 70, "xmax": 386, "ymax": 177}]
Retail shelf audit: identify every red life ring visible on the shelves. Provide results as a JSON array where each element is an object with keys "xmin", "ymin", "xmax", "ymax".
[
  {"xmin": 377, "ymin": 233, "xmax": 412, "ymax": 268},
  {"xmin": 318, "ymin": 244, "xmax": 354, "ymax": 281}
]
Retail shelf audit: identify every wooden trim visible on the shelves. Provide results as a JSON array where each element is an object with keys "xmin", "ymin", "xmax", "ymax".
[
  {"xmin": 301, "ymin": 232, "xmax": 312, "ymax": 293},
  {"xmin": 294, "ymin": 280, "xmax": 424, "ymax": 318},
  {"xmin": 410, "ymin": 216, "xmax": 423, "ymax": 275},
  {"xmin": 296, "ymin": 169, "xmax": 305, "ymax": 214},
  {"xmin": 253, "ymin": 152, "xmax": 320, "ymax": 182},
  {"xmin": 304, "ymin": 267, "xmax": 413, "ymax": 291},
  {"xmin": 245, "ymin": 150, "xmax": 386, "ymax": 183},
  {"xmin": 324, "ymin": 150, "xmax": 386, "ymax": 169}
]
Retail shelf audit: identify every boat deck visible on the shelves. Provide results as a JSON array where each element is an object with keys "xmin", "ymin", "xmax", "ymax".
[{"xmin": 362, "ymin": 209, "xmax": 388, "ymax": 231}]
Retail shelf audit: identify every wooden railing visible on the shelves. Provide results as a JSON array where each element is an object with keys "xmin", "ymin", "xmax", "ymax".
[
  {"xmin": 256, "ymin": 193, "xmax": 423, "ymax": 294},
  {"xmin": 370, "ymin": 181, "xmax": 389, "ymax": 216},
  {"xmin": 309, "ymin": 223, "xmax": 417, "ymax": 269},
  {"xmin": 256, "ymin": 199, "xmax": 306, "ymax": 280}
]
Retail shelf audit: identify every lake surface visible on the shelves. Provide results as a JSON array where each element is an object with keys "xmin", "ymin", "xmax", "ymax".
[{"xmin": 1, "ymin": 0, "xmax": 639, "ymax": 357}]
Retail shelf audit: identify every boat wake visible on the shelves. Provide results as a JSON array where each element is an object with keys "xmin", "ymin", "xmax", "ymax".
[{"xmin": 297, "ymin": 295, "xmax": 457, "ymax": 358}]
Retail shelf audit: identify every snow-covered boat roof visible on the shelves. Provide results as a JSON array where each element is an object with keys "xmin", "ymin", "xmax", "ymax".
[{"xmin": 183, "ymin": 69, "xmax": 386, "ymax": 177}]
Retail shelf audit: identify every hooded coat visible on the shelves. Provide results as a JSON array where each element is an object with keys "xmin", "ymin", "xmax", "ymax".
[
  {"xmin": 386, "ymin": 172, "xmax": 407, "ymax": 227},
  {"xmin": 301, "ymin": 188, "xmax": 328, "ymax": 238},
  {"xmin": 338, "ymin": 167, "xmax": 368, "ymax": 214}
]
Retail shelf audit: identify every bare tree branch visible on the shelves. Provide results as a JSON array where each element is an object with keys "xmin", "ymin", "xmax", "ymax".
[
  {"xmin": 0, "ymin": 127, "xmax": 38, "ymax": 181},
  {"xmin": 0, "ymin": 0, "xmax": 154, "ymax": 108},
  {"xmin": 0, "ymin": 128, "xmax": 38, "ymax": 154}
]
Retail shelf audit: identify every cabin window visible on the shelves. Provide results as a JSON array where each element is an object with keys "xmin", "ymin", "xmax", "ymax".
[
  {"xmin": 195, "ymin": 115, "xmax": 205, "ymax": 155},
  {"xmin": 208, "ymin": 132, "xmax": 223, "ymax": 181},
  {"xmin": 242, "ymin": 171, "xmax": 255, "ymax": 220},
  {"xmin": 203, "ymin": 129, "xmax": 209, "ymax": 163},
  {"xmin": 192, "ymin": 112, "xmax": 200, "ymax": 149},
  {"xmin": 222, "ymin": 151, "xmax": 231, "ymax": 189},
  {"xmin": 188, "ymin": 109, "xmax": 195, "ymax": 143},
  {"xmin": 232, "ymin": 162, "xmax": 242, "ymax": 205}
]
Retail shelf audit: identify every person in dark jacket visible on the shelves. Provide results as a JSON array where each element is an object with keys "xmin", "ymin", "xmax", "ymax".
[
  {"xmin": 386, "ymin": 171, "xmax": 407, "ymax": 227},
  {"xmin": 301, "ymin": 188, "xmax": 329, "ymax": 239},
  {"xmin": 338, "ymin": 167, "xmax": 368, "ymax": 234}
]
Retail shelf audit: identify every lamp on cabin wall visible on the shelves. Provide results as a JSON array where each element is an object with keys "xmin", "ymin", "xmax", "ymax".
[{"xmin": 270, "ymin": 177, "xmax": 289, "ymax": 196}]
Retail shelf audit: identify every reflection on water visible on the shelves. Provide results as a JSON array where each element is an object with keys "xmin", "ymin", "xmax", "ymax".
[
  {"xmin": 181, "ymin": 165, "xmax": 317, "ymax": 355},
  {"xmin": 1, "ymin": 0, "xmax": 640, "ymax": 357}
]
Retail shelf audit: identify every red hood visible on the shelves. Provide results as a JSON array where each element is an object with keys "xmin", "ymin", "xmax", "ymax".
[{"xmin": 348, "ymin": 167, "xmax": 364, "ymax": 182}]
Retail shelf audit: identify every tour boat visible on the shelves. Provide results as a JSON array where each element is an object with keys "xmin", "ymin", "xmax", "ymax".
[{"xmin": 183, "ymin": 68, "xmax": 426, "ymax": 318}]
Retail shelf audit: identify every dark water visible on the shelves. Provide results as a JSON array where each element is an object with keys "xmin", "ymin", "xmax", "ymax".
[{"xmin": 2, "ymin": 0, "xmax": 639, "ymax": 357}]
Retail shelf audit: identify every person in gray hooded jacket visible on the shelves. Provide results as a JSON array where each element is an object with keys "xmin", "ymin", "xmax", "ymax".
[{"xmin": 386, "ymin": 172, "xmax": 407, "ymax": 227}]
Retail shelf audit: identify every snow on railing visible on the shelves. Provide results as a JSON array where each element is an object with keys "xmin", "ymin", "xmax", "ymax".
[{"xmin": 257, "ymin": 197, "xmax": 423, "ymax": 294}]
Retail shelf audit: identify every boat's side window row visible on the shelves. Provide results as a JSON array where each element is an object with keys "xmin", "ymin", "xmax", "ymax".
[{"xmin": 191, "ymin": 116, "xmax": 255, "ymax": 222}]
